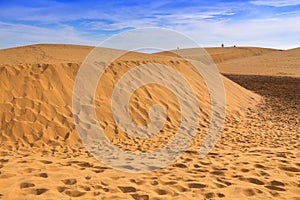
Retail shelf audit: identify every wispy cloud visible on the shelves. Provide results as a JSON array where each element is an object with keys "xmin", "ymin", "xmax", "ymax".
[
  {"xmin": 250, "ymin": 0, "xmax": 300, "ymax": 7},
  {"xmin": 174, "ymin": 16, "xmax": 300, "ymax": 48},
  {"xmin": 0, "ymin": 21, "xmax": 104, "ymax": 47},
  {"xmin": 83, "ymin": 10, "xmax": 236, "ymax": 31}
]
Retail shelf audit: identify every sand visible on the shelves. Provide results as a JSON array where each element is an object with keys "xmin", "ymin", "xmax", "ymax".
[
  {"xmin": 0, "ymin": 44, "xmax": 299, "ymax": 199},
  {"xmin": 156, "ymin": 47, "xmax": 300, "ymax": 77}
]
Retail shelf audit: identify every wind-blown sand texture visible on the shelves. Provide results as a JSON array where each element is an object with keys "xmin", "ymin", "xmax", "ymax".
[{"xmin": 0, "ymin": 44, "xmax": 299, "ymax": 199}]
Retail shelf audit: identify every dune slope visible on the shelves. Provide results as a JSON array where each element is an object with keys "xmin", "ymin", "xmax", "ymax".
[{"xmin": 0, "ymin": 44, "xmax": 260, "ymax": 148}]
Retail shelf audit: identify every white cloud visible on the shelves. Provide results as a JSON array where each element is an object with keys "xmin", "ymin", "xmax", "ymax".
[
  {"xmin": 83, "ymin": 10, "xmax": 236, "ymax": 31},
  {"xmin": 0, "ymin": 22, "xmax": 104, "ymax": 48},
  {"xmin": 1, "ymin": 12, "xmax": 299, "ymax": 50},
  {"xmin": 171, "ymin": 16, "xmax": 300, "ymax": 49},
  {"xmin": 250, "ymin": 0, "xmax": 300, "ymax": 7}
]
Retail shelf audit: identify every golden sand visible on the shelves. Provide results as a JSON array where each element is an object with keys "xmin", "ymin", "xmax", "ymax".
[{"xmin": 0, "ymin": 44, "xmax": 299, "ymax": 199}]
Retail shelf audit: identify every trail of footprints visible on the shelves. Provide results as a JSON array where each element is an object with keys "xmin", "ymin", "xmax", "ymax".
[
  {"xmin": 0, "ymin": 149, "xmax": 299, "ymax": 199},
  {"xmin": 0, "ymin": 151, "xmax": 299, "ymax": 199},
  {"xmin": 19, "ymin": 182, "xmax": 48, "ymax": 195}
]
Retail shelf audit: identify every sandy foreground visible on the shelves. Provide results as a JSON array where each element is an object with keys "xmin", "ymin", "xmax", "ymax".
[{"xmin": 0, "ymin": 44, "xmax": 299, "ymax": 199}]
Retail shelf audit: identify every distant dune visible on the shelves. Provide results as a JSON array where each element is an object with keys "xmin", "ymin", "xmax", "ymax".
[
  {"xmin": 155, "ymin": 47, "xmax": 300, "ymax": 77},
  {"xmin": 155, "ymin": 47, "xmax": 279, "ymax": 63}
]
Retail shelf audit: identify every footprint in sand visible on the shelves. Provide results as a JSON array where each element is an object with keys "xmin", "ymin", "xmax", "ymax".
[
  {"xmin": 155, "ymin": 189, "xmax": 168, "ymax": 195},
  {"xmin": 254, "ymin": 163, "xmax": 270, "ymax": 170},
  {"xmin": 205, "ymin": 192, "xmax": 216, "ymax": 199},
  {"xmin": 210, "ymin": 170, "xmax": 225, "ymax": 176},
  {"xmin": 118, "ymin": 186, "xmax": 137, "ymax": 193},
  {"xmin": 217, "ymin": 193, "xmax": 226, "ymax": 198},
  {"xmin": 239, "ymin": 177, "xmax": 265, "ymax": 185},
  {"xmin": 57, "ymin": 186, "xmax": 68, "ymax": 193},
  {"xmin": 20, "ymin": 182, "xmax": 35, "ymax": 189},
  {"xmin": 92, "ymin": 169, "xmax": 105, "ymax": 173},
  {"xmin": 62, "ymin": 178, "xmax": 77, "ymax": 185},
  {"xmin": 265, "ymin": 185, "xmax": 286, "ymax": 191},
  {"xmin": 172, "ymin": 163, "xmax": 187, "ymax": 168},
  {"xmin": 20, "ymin": 182, "xmax": 48, "ymax": 195},
  {"xmin": 39, "ymin": 160, "xmax": 53, "ymax": 164},
  {"xmin": 241, "ymin": 168, "xmax": 250, "ymax": 172},
  {"xmin": 188, "ymin": 183, "xmax": 207, "ymax": 189},
  {"xmin": 28, "ymin": 188, "xmax": 48, "ymax": 195},
  {"xmin": 64, "ymin": 190, "xmax": 86, "ymax": 197},
  {"xmin": 131, "ymin": 193, "xmax": 149, "ymax": 200},
  {"xmin": 279, "ymin": 166, "xmax": 300, "ymax": 172},
  {"xmin": 270, "ymin": 180, "xmax": 285, "ymax": 187},
  {"xmin": 76, "ymin": 161, "xmax": 93, "ymax": 168},
  {"xmin": 36, "ymin": 172, "xmax": 48, "ymax": 178},
  {"xmin": 163, "ymin": 181, "xmax": 177, "ymax": 185},
  {"xmin": 0, "ymin": 159, "xmax": 9, "ymax": 163}
]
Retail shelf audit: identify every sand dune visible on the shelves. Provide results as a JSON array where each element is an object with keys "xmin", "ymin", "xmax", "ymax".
[
  {"xmin": 0, "ymin": 44, "xmax": 299, "ymax": 199},
  {"xmin": 217, "ymin": 48, "xmax": 300, "ymax": 77},
  {"xmin": 0, "ymin": 44, "xmax": 259, "ymax": 147},
  {"xmin": 155, "ymin": 47, "xmax": 279, "ymax": 64},
  {"xmin": 156, "ymin": 47, "xmax": 300, "ymax": 77}
]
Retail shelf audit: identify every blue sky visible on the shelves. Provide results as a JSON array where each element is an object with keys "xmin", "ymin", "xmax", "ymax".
[{"xmin": 0, "ymin": 0, "xmax": 299, "ymax": 49}]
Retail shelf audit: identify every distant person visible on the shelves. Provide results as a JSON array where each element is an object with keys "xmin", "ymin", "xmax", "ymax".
[{"xmin": 221, "ymin": 43, "xmax": 224, "ymax": 48}]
